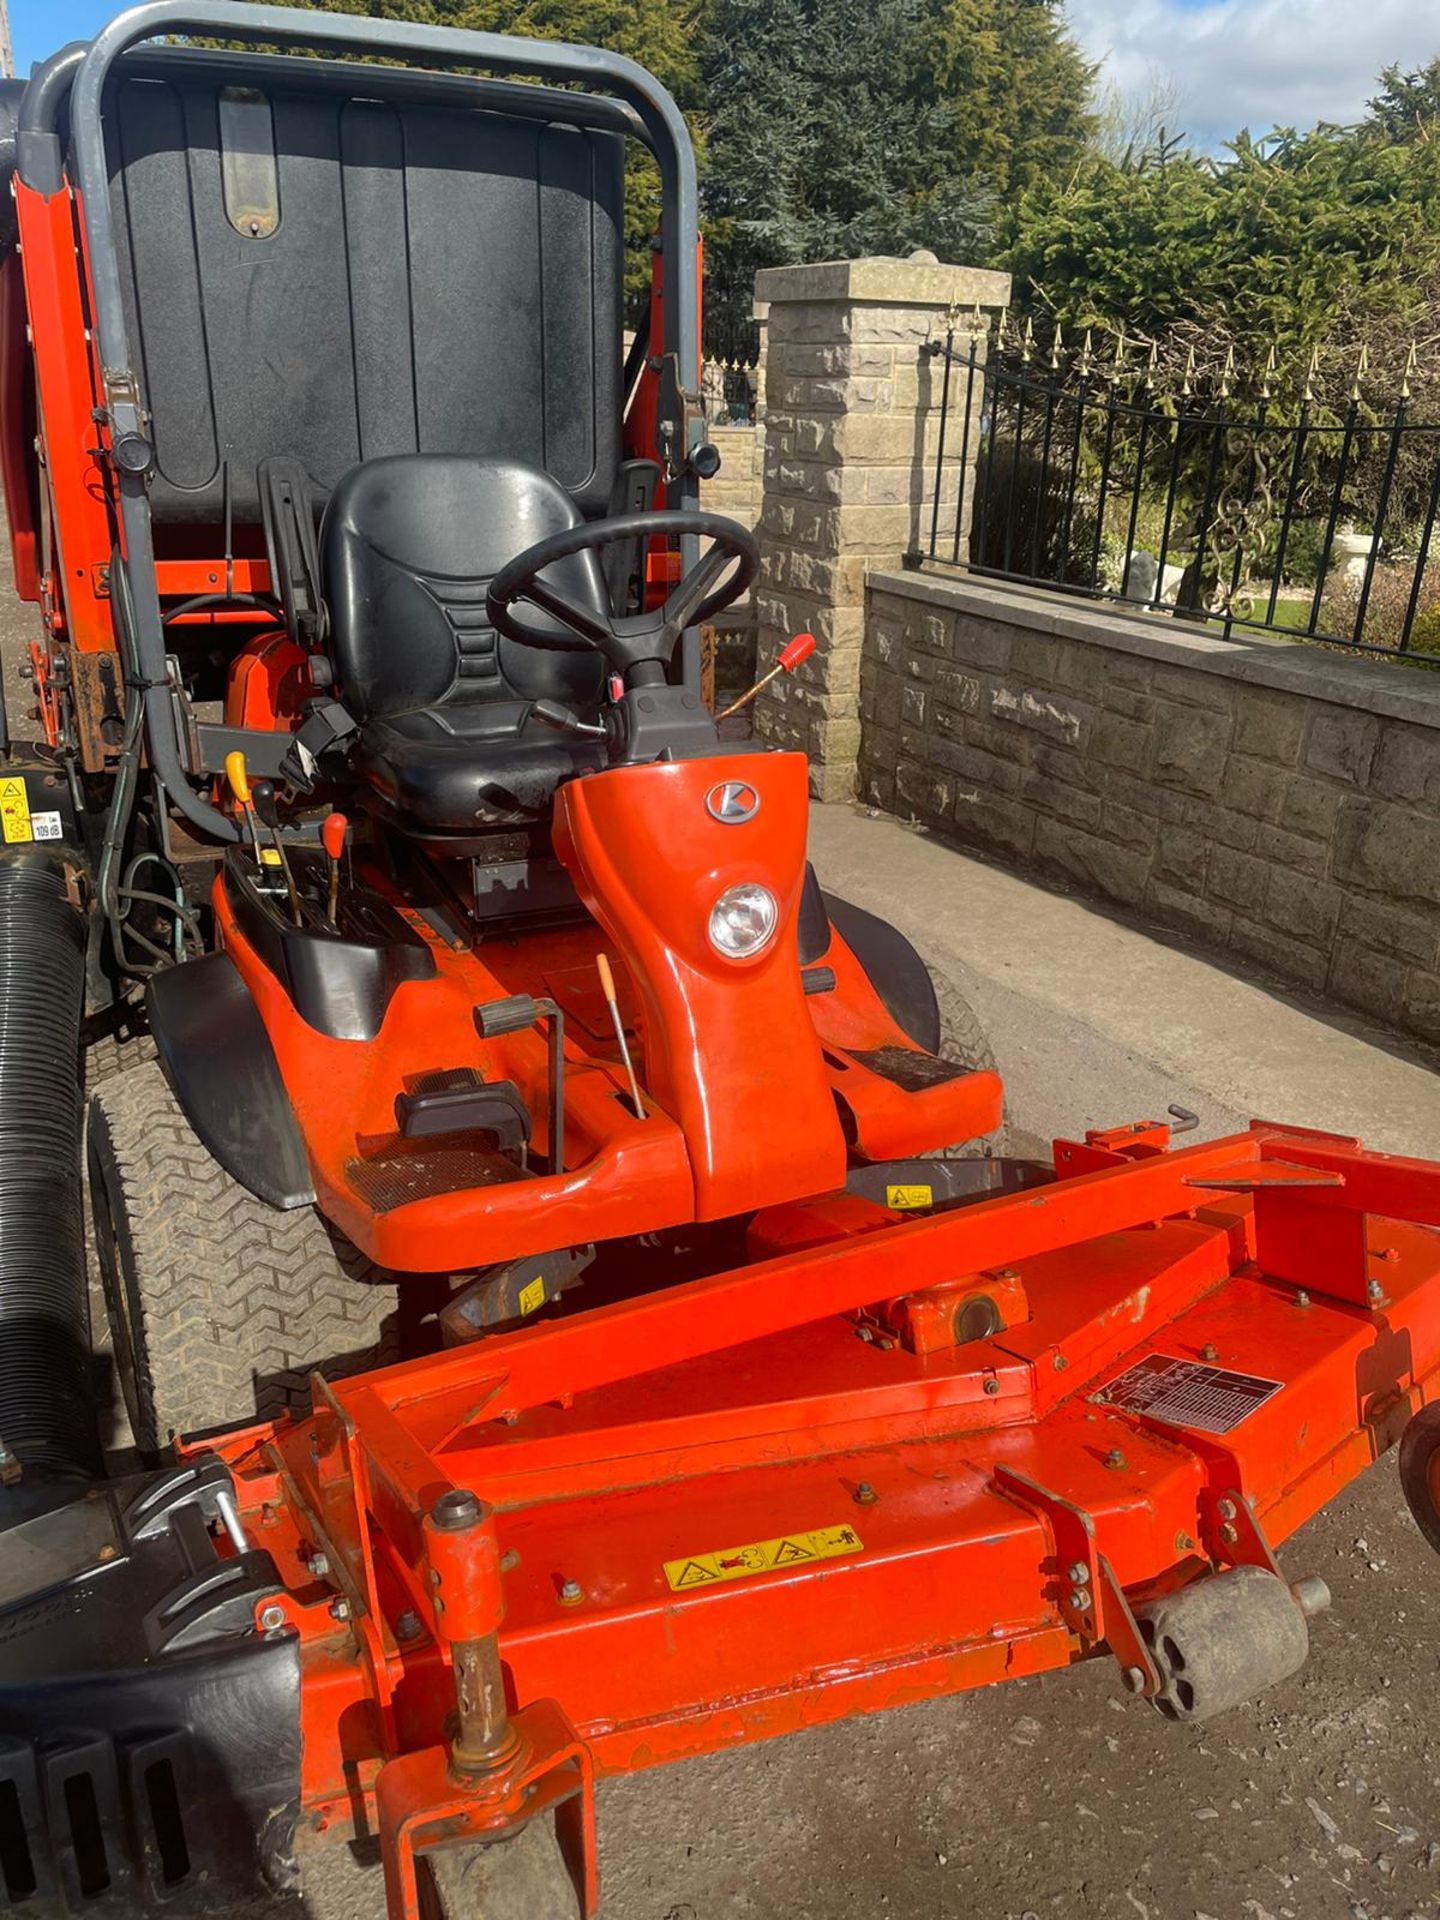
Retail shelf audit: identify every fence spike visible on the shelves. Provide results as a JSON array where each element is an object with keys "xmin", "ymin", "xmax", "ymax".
[
  {"xmin": 1079, "ymin": 329, "xmax": 1093, "ymax": 376},
  {"xmin": 1180, "ymin": 345, "xmax": 1195, "ymax": 397},
  {"xmin": 1020, "ymin": 316, "xmax": 1035, "ymax": 362},
  {"xmin": 1351, "ymin": 341, "xmax": 1369, "ymax": 402},
  {"xmin": 1304, "ymin": 344, "xmax": 1320, "ymax": 402},
  {"xmin": 1219, "ymin": 345, "xmax": 1235, "ymax": 398},
  {"xmin": 1110, "ymin": 331, "xmax": 1127, "ymax": 380},
  {"xmin": 1049, "ymin": 322, "xmax": 1063, "ymax": 371},
  {"xmin": 1144, "ymin": 338, "xmax": 1159, "ymax": 384},
  {"xmin": 1402, "ymin": 340, "xmax": 1418, "ymax": 400},
  {"xmin": 969, "ymin": 302, "xmax": 984, "ymax": 339},
  {"xmin": 1261, "ymin": 344, "xmax": 1277, "ymax": 399}
]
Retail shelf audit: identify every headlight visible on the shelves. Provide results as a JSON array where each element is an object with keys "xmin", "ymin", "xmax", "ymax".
[{"xmin": 708, "ymin": 883, "xmax": 778, "ymax": 960}]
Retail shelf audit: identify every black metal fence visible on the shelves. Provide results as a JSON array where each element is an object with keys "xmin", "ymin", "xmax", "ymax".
[
  {"xmin": 702, "ymin": 312, "xmax": 761, "ymax": 425},
  {"xmin": 914, "ymin": 321, "xmax": 1440, "ymax": 660}
]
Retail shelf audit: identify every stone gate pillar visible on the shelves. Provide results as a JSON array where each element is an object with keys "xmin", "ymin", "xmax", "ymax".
[{"xmin": 751, "ymin": 254, "xmax": 1010, "ymax": 799}]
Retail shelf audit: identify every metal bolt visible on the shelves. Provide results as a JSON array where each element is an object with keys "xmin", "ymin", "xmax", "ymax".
[
  {"xmin": 1052, "ymin": 1353, "xmax": 1068, "ymax": 1372},
  {"xmin": 308, "ymin": 1552, "xmax": 330, "ymax": 1579},
  {"xmin": 1066, "ymin": 1561, "xmax": 1089, "ymax": 1586},
  {"xmin": 855, "ymin": 1324, "xmax": 875, "ymax": 1343},
  {"xmin": 329, "ymin": 1597, "xmax": 351, "ymax": 1622},
  {"xmin": 983, "ymin": 1378, "xmax": 1001, "ymax": 1396},
  {"xmin": 1105, "ymin": 1448, "xmax": 1126, "ymax": 1470},
  {"xmin": 558, "ymin": 1579, "xmax": 584, "ymax": 1607},
  {"xmin": 395, "ymin": 1609, "xmax": 422, "ymax": 1642},
  {"xmin": 996, "ymin": 1268, "xmax": 1019, "ymax": 1281},
  {"xmin": 1366, "ymin": 1278, "xmax": 1384, "ymax": 1301},
  {"xmin": 1220, "ymin": 1522, "xmax": 1239, "ymax": 1546},
  {"xmin": 1070, "ymin": 1587, "xmax": 1093, "ymax": 1614},
  {"xmin": 431, "ymin": 1489, "xmax": 483, "ymax": 1531},
  {"xmin": 853, "ymin": 1481, "xmax": 878, "ymax": 1506},
  {"xmin": 1294, "ymin": 1289, "xmax": 1310, "ymax": 1309},
  {"xmin": 1216, "ymin": 1498, "xmax": 1237, "ymax": 1521},
  {"xmin": 259, "ymin": 1603, "xmax": 286, "ymax": 1632},
  {"xmin": 1121, "ymin": 1666, "xmax": 1146, "ymax": 1695},
  {"xmin": 1200, "ymin": 1342, "xmax": 1218, "ymax": 1362},
  {"xmin": 1175, "ymin": 1531, "xmax": 1194, "ymax": 1553}
]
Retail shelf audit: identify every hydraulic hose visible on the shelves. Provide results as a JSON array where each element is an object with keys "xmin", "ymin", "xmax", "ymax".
[{"xmin": 0, "ymin": 850, "xmax": 102, "ymax": 1485}]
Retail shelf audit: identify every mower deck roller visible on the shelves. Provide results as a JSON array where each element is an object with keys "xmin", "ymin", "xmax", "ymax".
[{"xmin": 5, "ymin": 5, "xmax": 1440, "ymax": 1916}]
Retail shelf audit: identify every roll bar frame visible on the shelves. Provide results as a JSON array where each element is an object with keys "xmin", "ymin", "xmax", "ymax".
[{"xmin": 23, "ymin": 3, "xmax": 704, "ymax": 844}]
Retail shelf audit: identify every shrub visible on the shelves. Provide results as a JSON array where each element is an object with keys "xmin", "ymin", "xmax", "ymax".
[{"xmin": 1320, "ymin": 560, "xmax": 1440, "ymax": 653}]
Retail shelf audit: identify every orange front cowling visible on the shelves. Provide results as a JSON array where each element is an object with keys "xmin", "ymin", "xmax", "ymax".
[{"xmin": 553, "ymin": 751, "xmax": 847, "ymax": 1220}]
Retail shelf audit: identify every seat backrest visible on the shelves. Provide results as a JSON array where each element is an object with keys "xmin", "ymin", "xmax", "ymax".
[
  {"xmin": 323, "ymin": 454, "xmax": 607, "ymax": 721},
  {"xmin": 103, "ymin": 55, "xmax": 625, "ymax": 524}
]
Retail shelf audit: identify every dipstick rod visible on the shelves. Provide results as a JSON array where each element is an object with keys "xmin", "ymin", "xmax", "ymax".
[{"xmin": 595, "ymin": 952, "xmax": 643, "ymax": 1119}]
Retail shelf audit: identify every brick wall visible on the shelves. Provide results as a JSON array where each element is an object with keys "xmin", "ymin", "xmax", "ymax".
[{"xmin": 861, "ymin": 570, "xmax": 1440, "ymax": 1045}]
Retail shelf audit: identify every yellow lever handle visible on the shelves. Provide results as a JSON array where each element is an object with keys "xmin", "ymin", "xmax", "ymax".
[
  {"xmin": 595, "ymin": 951, "xmax": 618, "ymax": 1002},
  {"xmin": 224, "ymin": 750, "xmax": 251, "ymax": 806}
]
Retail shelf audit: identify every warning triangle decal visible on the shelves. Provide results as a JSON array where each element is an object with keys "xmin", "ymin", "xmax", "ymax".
[
  {"xmin": 674, "ymin": 1559, "xmax": 719, "ymax": 1587},
  {"xmin": 771, "ymin": 1538, "xmax": 814, "ymax": 1565}
]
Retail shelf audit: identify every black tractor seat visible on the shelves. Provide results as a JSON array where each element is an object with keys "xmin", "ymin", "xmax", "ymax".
[{"xmin": 323, "ymin": 453, "xmax": 610, "ymax": 835}]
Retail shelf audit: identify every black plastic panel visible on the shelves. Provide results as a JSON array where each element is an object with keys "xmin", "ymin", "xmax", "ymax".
[
  {"xmin": 146, "ymin": 949, "xmax": 315, "ymax": 1210},
  {"xmin": 104, "ymin": 57, "xmax": 625, "ymax": 522}
]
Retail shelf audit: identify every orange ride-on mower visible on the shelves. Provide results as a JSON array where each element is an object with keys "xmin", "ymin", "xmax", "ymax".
[{"xmin": 4, "ymin": 7, "xmax": 1440, "ymax": 1916}]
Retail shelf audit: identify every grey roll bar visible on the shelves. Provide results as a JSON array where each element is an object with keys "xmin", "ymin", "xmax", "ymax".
[{"xmin": 55, "ymin": 3, "xmax": 703, "ymax": 845}]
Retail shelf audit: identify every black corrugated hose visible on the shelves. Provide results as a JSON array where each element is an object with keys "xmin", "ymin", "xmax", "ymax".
[{"xmin": 0, "ymin": 849, "xmax": 101, "ymax": 1484}]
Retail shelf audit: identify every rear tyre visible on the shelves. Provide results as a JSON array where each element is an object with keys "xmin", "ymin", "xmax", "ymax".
[
  {"xmin": 87, "ymin": 1060, "xmax": 397, "ymax": 1453},
  {"xmin": 1399, "ymin": 1402, "xmax": 1440, "ymax": 1555},
  {"xmin": 421, "ymin": 1818, "xmax": 582, "ymax": 1920}
]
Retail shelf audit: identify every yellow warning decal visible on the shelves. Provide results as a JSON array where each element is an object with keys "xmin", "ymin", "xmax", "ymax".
[
  {"xmin": 0, "ymin": 777, "xmax": 32, "ymax": 845},
  {"xmin": 885, "ymin": 1182, "xmax": 933, "ymax": 1211},
  {"xmin": 517, "ymin": 1276, "xmax": 546, "ymax": 1317},
  {"xmin": 664, "ymin": 1524, "xmax": 863, "ymax": 1592}
]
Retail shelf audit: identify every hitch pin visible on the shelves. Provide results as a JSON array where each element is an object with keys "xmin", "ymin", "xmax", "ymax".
[{"xmin": 596, "ymin": 952, "xmax": 643, "ymax": 1119}]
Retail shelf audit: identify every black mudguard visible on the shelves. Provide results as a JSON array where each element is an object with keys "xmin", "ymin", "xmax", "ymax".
[
  {"xmin": 145, "ymin": 951, "xmax": 315, "ymax": 1210},
  {"xmin": 816, "ymin": 885, "xmax": 942, "ymax": 1055}
]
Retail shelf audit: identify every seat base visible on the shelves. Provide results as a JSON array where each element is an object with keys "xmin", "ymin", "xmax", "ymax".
[{"xmin": 352, "ymin": 702, "xmax": 605, "ymax": 835}]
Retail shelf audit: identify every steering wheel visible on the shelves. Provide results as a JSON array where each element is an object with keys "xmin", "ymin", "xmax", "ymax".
[{"xmin": 487, "ymin": 510, "xmax": 759, "ymax": 680}]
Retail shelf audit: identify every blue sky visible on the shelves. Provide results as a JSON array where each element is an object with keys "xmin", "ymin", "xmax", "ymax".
[{"xmin": 10, "ymin": 0, "xmax": 1439, "ymax": 152}]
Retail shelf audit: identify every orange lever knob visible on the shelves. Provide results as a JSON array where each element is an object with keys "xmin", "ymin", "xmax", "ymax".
[
  {"xmin": 778, "ymin": 633, "xmax": 816, "ymax": 672},
  {"xmin": 321, "ymin": 813, "xmax": 348, "ymax": 861}
]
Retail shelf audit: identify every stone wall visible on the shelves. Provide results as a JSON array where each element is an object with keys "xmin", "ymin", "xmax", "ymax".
[
  {"xmin": 702, "ymin": 424, "xmax": 764, "ymax": 533},
  {"xmin": 860, "ymin": 570, "xmax": 1440, "ymax": 1045},
  {"xmin": 749, "ymin": 256, "xmax": 1009, "ymax": 800}
]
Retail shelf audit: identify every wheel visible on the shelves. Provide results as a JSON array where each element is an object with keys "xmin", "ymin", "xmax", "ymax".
[
  {"xmin": 87, "ymin": 1060, "xmax": 397, "ymax": 1452},
  {"xmin": 1400, "ymin": 1402, "xmax": 1440, "ymax": 1555},
  {"xmin": 81, "ymin": 1020, "xmax": 157, "ymax": 1091},
  {"xmin": 421, "ymin": 1816, "xmax": 582, "ymax": 1920}
]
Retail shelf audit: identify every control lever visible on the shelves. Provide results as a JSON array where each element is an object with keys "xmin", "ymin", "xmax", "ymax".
[
  {"xmin": 1167, "ymin": 1104, "xmax": 1200, "ymax": 1135},
  {"xmin": 251, "ymin": 779, "xmax": 302, "ymax": 926},
  {"xmin": 223, "ymin": 751, "xmax": 267, "ymax": 871},
  {"xmin": 716, "ymin": 632, "xmax": 816, "ymax": 720},
  {"xmin": 321, "ymin": 811, "xmax": 348, "ymax": 928},
  {"xmin": 595, "ymin": 952, "xmax": 643, "ymax": 1118},
  {"xmin": 527, "ymin": 699, "xmax": 606, "ymax": 741},
  {"xmin": 474, "ymin": 992, "xmax": 566, "ymax": 1175}
]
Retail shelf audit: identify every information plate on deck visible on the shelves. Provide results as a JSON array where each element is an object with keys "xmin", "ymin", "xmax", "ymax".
[
  {"xmin": 1092, "ymin": 1354, "xmax": 1283, "ymax": 1435},
  {"xmin": 663, "ymin": 1524, "xmax": 863, "ymax": 1592}
]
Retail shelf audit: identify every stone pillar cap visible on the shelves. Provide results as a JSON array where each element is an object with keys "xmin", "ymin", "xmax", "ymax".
[{"xmin": 754, "ymin": 256, "xmax": 1011, "ymax": 309}]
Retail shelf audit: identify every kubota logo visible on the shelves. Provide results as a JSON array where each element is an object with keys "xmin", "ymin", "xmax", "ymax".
[{"xmin": 705, "ymin": 780, "xmax": 761, "ymax": 824}]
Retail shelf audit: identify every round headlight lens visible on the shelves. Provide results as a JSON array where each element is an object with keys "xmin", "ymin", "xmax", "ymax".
[{"xmin": 708, "ymin": 882, "xmax": 778, "ymax": 960}]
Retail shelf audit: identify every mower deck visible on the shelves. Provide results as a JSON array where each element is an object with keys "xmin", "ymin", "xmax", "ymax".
[{"xmin": 196, "ymin": 1119, "xmax": 1440, "ymax": 1910}]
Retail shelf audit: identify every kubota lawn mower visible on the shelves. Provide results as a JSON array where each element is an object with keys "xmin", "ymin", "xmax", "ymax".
[{"xmin": 3, "ymin": 5, "xmax": 1440, "ymax": 1914}]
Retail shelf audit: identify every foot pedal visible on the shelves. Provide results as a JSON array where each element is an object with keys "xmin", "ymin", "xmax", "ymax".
[{"xmin": 395, "ymin": 1067, "xmax": 531, "ymax": 1152}]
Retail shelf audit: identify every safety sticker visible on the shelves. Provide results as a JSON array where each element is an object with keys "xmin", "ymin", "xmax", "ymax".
[
  {"xmin": 664, "ymin": 1523, "xmax": 864, "ymax": 1592},
  {"xmin": 517, "ymin": 1276, "xmax": 546, "ymax": 1317},
  {"xmin": 31, "ymin": 811, "xmax": 62, "ymax": 841},
  {"xmin": 1093, "ymin": 1353, "xmax": 1283, "ymax": 1436},
  {"xmin": 885, "ymin": 1182, "xmax": 933, "ymax": 1211},
  {"xmin": 0, "ymin": 777, "xmax": 31, "ymax": 844}
]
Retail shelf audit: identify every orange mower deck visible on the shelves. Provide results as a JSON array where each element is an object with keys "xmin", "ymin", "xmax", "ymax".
[{"xmin": 196, "ymin": 1117, "xmax": 1440, "ymax": 1916}]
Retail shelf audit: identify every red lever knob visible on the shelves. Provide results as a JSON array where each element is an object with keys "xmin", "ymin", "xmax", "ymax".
[
  {"xmin": 778, "ymin": 633, "xmax": 816, "ymax": 673},
  {"xmin": 321, "ymin": 813, "xmax": 348, "ymax": 862}
]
